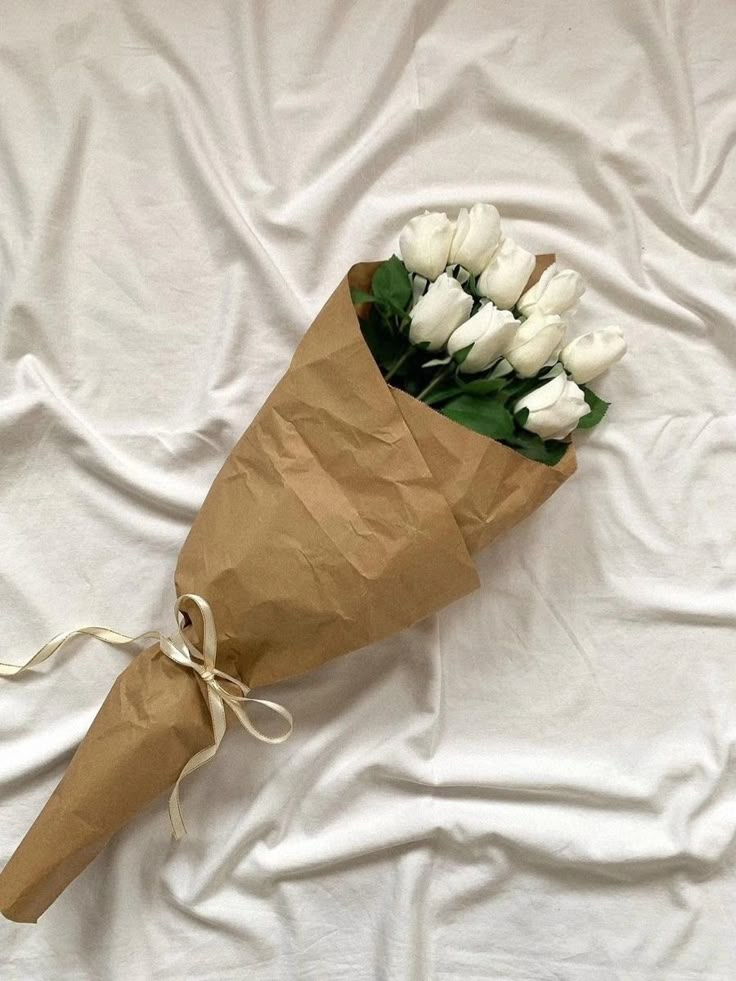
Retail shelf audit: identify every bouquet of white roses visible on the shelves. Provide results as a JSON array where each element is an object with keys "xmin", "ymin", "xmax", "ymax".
[
  {"xmin": 0, "ymin": 206, "xmax": 624, "ymax": 923},
  {"xmin": 353, "ymin": 204, "xmax": 626, "ymax": 465}
]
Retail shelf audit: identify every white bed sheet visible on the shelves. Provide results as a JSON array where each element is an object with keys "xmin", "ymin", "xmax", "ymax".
[{"xmin": 1, "ymin": 1, "xmax": 735, "ymax": 978}]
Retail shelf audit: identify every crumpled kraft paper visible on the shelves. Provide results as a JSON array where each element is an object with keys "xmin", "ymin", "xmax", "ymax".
[{"xmin": 0, "ymin": 257, "xmax": 574, "ymax": 922}]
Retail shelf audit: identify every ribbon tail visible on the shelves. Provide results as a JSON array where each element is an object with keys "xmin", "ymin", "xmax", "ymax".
[
  {"xmin": 0, "ymin": 626, "xmax": 161, "ymax": 678},
  {"xmin": 168, "ymin": 685, "xmax": 227, "ymax": 840},
  {"xmin": 169, "ymin": 743, "xmax": 218, "ymax": 840}
]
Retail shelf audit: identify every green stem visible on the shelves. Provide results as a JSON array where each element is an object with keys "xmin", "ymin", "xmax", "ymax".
[
  {"xmin": 384, "ymin": 348, "xmax": 414, "ymax": 382},
  {"xmin": 417, "ymin": 364, "xmax": 454, "ymax": 402}
]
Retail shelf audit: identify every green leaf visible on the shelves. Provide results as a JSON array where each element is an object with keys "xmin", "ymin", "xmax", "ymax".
[
  {"xmin": 503, "ymin": 375, "xmax": 548, "ymax": 401},
  {"xmin": 441, "ymin": 395, "xmax": 515, "ymax": 440},
  {"xmin": 350, "ymin": 288, "xmax": 376, "ymax": 307},
  {"xmin": 423, "ymin": 385, "xmax": 465, "ymax": 406},
  {"xmin": 457, "ymin": 376, "xmax": 507, "ymax": 396},
  {"xmin": 514, "ymin": 407, "xmax": 530, "ymax": 427},
  {"xmin": 504, "ymin": 430, "xmax": 568, "ymax": 466},
  {"xmin": 577, "ymin": 387, "xmax": 610, "ymax": 430},
  {"xmin": 465, "ymin": 273, "xmax": 482, "ymax": 301},
  {"xmin": 359, "ymin": 310, "xmax": 405, "ymax": 373},
  {"xmin": 452, "ymin": 343, "xmax": 474, "ymax": 366},
  {"xmin": 372, "ymin": 255, "xmax": 412, "ymax": 313}
]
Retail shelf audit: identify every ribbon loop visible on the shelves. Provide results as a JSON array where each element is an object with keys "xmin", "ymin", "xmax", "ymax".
[{"xmin": 0, "ymin": 594, "xmax": 293, "ymax": 839}]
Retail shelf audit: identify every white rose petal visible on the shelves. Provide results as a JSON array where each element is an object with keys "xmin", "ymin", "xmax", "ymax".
[
  {"xmin": 477, "ymin": 237, "xmax": 536, "ymax": 309},
  {"xmin": 489, "ymin": 357, "xmax": 514, "ymax": 378},
  {"xmin": 539, "ymin": 361, "xmax": 565, "ymax": 380},
  {"xmin": 561, "ymin": 326, "xmax": 627, "ymax": 384},
  {"xmin": 408, "ymin": 273, "xmax": 473, "ymax": 350},
  {"xmin": 515, "ymin": 373, "xmax": 591, "ymax": 440},
  {"xmin": 505, "ymin": 312, "xmax": 567, "ymax": 378},
  {"xmin": 399, "ymin": 211, "xmax": 455, "ymax": 281},
  {"xmin": 448, "ymin": 203, "xmax": 502, "ymax": 276},
  {"xmin": 411, "ymin": 274, "xmax": 428, "ymax": 306},
  {"xmin": 446, "ymin": 303, "xmax": 519, "ymax": 374},
  {"xmin": 517, "ymin": 264, "xmax": 585, "ymax": 317}
]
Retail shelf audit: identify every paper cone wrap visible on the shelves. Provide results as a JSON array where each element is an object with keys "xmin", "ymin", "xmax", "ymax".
[
  {"xmin": 0, "ymin": 647, "xmax": 212, "ymax": 922},
  {"xmin": 0, "ymin": 258, "xmax": 574, "ymax": 921}
]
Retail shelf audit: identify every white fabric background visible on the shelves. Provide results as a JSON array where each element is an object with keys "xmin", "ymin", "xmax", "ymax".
[{"xmin": 1, "ymin": 1, "xmax": 735, "ymax": 978}]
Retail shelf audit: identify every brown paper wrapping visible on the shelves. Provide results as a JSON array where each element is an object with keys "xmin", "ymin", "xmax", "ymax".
[
  {"xmin": 0, "ymin": 257, "xmax": 574, "ymax": 922},
  {"xmin": 0, "ymin": 647, "xmax": 213, "ymax": 923}
]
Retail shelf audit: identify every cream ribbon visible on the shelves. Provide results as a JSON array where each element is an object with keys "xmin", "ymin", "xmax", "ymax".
[{"xmin": 0, "ymin": 594, "xmax": 293, "ymax": 839}]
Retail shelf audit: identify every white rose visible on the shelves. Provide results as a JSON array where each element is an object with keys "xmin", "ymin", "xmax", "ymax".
[
  {"xmin": 515, "ymin": 372, "xmax": 591, "ymax": 441},
  {"xmin": 477, "ymin": 237, "xmax": 537, "ymax": 309},
  {"xmin": 505, "ymin": 312, "xmax": 566, "ymax": 378},
  {"xmin": 447, "ymin": 303, "xmax": 519, "ymax": 374},
  {"xmin": 399, "ymin": 211, "xmax": 454, "ymax": 280},
  {"xmin": 448, "ymin": 203, "xmax": 501, "ymax": 275},
  {"xmin": 517, "ymin": 264, "xmax": 585, "ymax": 317},
  {"xmin": 561, "ymin": 326, "xmax": 626, "ymax": 384},
  {"xmin": 408, "ymin": 273, "xmax": 473, "ymax": 350}
]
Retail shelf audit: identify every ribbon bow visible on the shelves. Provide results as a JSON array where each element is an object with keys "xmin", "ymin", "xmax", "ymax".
[{"xmin": 0, "ymin": 594, "xmax": 293, "ymax": 839}]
